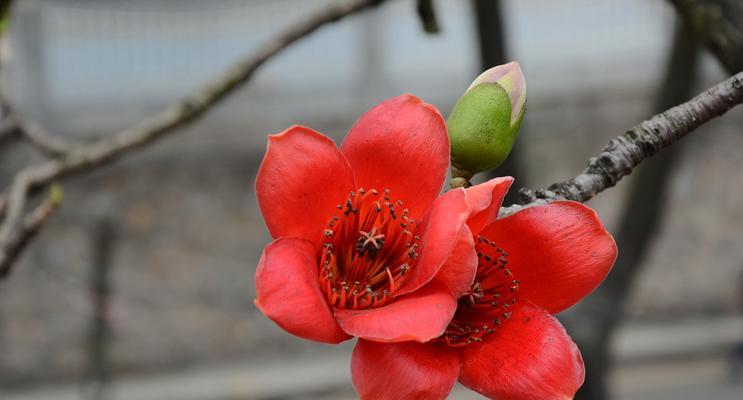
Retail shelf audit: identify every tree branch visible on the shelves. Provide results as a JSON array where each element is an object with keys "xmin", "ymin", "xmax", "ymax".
[
  {"xmin": 0, "ymin": 184, "xmax": 61, "ymax": 277},
  {"xmin": 0, "ymin": 0, "xmax": 388, "ymax": 277},
  {"xmin": 504, "ymin": 70, "xmax": 743, "ymax": 215},
  {"xmin": 0, "ymin": 93, "xmax": 84, "ymax": 156},
  {"xmin": 571, "ymin": 20, "xmax": 700, "ymax": 399},
  {"xmin": 670, "ymin": 0, "xmax": 743, "ymax": 74},
  {"xmin": 416, "ymin": 0, "xmax": 440, "ymax": 34}
]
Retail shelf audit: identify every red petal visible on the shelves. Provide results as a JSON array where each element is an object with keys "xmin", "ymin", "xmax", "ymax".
[
  {"xmin": 340, "ymin": 94, "xmax": 448, "ymax": 218},
  {"xmin": 254, "ymin": 237, "xmax": 351, "ymax": 344},
  {"xmin": 395, "ymin": 188, "xmax": 471, "ymax": 296},
  {"xmin": 352, "ymin": 339, "xmax": 460, "ymax": 400},
  {"xmin": 433, "ymin": 224, "xmax": 477, "ymax": 298},
  {"xmin": 334, "ymin": 280, "xmax": 457, "ymax": 343},
  {"xmin": 465, "ymin": 176, "xmax": 514, "ymax": 235},
  {"xmin": 459, "ymin": 301, "xmax": 585, "ymax": 400},
  {"xmin": 256, "ymin": 125, "xmax": 355, "ymax": 246},
  {"xmin": 479, "ymin": 201, "xmax": 617, "ymax": 313}
]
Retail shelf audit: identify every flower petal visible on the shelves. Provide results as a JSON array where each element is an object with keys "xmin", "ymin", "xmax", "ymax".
[
  {"xmin": 254, "ymin": 237, "xmax": 351, "ymax": 344},
  {"xmin": 465, "ymin": 176, "xmax": 513, "ymax": 235},
  {"xmin": 479, "ymin": 201, "xmax": 617, "ymax": 313},
  {"xmin": 340, "ymin": 94, "xmax": 448, "ymax": 218},
  {"xmin": 396, "ymin": 188, "xmax": 471, "ymax": 296},
  {"xmin": 256, "ymin": 125, "xmax": 355, "ymax": 246},
  {"xmin": 433, "ymin": 224, "xmax": 477, "ymax": 298},
  {"xmin": 459, "ymin": 301, "xmax": 584, "ymax": 400},
  {"xmin": 352, "ymin": 339, "xmax": 460, "ymax": 400},
  {"xmin": 334, "ymin": 280, "xmax": 457, "ymax": 343}
]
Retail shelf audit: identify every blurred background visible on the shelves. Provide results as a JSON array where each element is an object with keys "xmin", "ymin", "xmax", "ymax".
[{"xmin": 0, "ymin": 0, "xmax": 742, "ymax": 399}]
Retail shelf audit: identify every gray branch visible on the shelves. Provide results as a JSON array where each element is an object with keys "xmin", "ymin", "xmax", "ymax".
[
  {"xmin": 0, "ymin": 0, "xmax": 387, "ymax": 277},
  {"xmin": 502, "ymin": 70, "xmax": 743, "ymax": 215},
  {"xmin": 0, "ymin": 93, "xmax": 84, "ymax": 156}
]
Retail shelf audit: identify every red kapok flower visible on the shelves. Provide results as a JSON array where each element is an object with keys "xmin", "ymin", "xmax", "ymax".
[
  {"xmin": 254, "ymin": 95, "xmax": 477, "ymax": 344},
  {"xmin": 352, "ymin": 177, "xmax": 618, "ymax": 400}
]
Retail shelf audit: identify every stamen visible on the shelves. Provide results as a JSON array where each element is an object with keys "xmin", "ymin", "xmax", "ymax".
[
  {"xmin": 318, "ymin": 188, "xmax": 420, "ymax": 310},
  {"xmin": 435, "ymin": 236, "xmax": 519, "ymax": 347}
]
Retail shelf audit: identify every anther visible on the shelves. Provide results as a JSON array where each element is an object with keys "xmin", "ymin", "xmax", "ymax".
[{"xmin": 317, "ymin": 187, "xmax": 421, "ymax": 311}]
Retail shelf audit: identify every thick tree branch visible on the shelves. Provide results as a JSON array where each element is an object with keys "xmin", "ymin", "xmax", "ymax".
[
  {"xmin": 670, "ymin": 0, "xmax": 743, "ymax": 74},
  {"xmin": 505, "ymin": 70, "xmax": 743, "ymax": 215},
  {"xmin": 572, "ymin": 20, "xmax": 700, "ymax": 399},
  {"xmin": 0, "ymin": 0, "xmax": 388, "ymax": 277}
]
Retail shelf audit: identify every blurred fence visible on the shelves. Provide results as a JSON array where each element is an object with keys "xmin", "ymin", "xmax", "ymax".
[
  {"xmin": 6, "ymin": 0, "xmax": 674, "ymax": 136},
  {"xmin": 2, "ymin": 1, "xmax": 742, "ymax": 399}
]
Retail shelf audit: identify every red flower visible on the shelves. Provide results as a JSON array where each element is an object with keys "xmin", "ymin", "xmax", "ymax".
[
  {"xmin": 254, "ymin": 95, "xmax": 477, "ymax": 344},
  {"xmin": 352, "ymin": 177, "xmax": 618, "ymax": 399}
]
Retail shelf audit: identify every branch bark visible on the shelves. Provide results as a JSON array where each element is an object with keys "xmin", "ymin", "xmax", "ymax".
[
  {"xmin": 0, "ymin": 0, "xmax": 388, "ymax": 277},
  {"xmin": 505, "ymin": 70, "xmax": 743, "ymax": 215}
]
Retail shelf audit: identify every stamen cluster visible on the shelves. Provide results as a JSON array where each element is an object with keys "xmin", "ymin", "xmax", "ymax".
[
  {"xmin": 318, "ymin": 188, "xmax": 420, "ymax": 310},
  {"xmin": 438, "ymin": 236, "xmax": 520, "ymax": 347}
]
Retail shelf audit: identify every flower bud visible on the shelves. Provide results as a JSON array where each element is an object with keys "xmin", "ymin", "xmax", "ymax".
[{"xmin": 447, "ymin": 62, "xmax": 526, "ymax": 182}]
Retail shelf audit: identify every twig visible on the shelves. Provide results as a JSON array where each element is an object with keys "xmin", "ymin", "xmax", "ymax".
[
  {"xmin": 0, "ymin": 92, "xmax": 84, "ymax": 156},
  {"xmin": 501, "ymin": 70, "xmax": 743, "ymax": 215},
  {"xmin": 0, "ymin": 184, "xmax": 61, "ymax": 277},
  {"xmin": 416, "ymin": 0, "xmax": 440, "ymax": 34},
  {"xmin": 15, "ymin": 115, "xmax": 83, "ymax": 156},
  {"xmin": 0, "ymin": 0, "xmax": 388, "ymax": 277}
]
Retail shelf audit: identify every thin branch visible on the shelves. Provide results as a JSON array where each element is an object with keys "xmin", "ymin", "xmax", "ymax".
[
  {"xmin": 13, "ymin": 116, "xmax": 83, "ymax": 156},
  {"xmin": 0, "ymin": 0, "xmax": 388, "ymax": 277},
  {"xmin": 0, "ymin": 184, "xmax": 61, "ymax": 277},
  {"xmin": 416, "ymin": 0, "xmax": 440, "ymax": 34},
  {"xmin": 502, "ymin": 70, "xmax": 743, "ymax": 215},
  {"xmin": 0, "ymin": 93, "xmax": 83, "ymax": 156}
]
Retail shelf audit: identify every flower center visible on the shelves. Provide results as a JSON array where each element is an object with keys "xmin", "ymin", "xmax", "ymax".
[
  {"xmin": 437, "ymin": 235, "xmax": 519, "ymax": 347},
  {"xmin": 318, "ymin": 188, "xmax": 420, "ymax": 310}
]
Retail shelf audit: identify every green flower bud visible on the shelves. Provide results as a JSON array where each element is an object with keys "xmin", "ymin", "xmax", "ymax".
[{"xmin": 447, "ymin": 62, "xmax": 526, "ymax": 182}]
